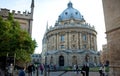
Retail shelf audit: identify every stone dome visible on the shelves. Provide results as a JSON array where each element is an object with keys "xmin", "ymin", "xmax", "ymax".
[{"xmin": 58, "ymin": 1, "xmax": 84, "ymax": 21}]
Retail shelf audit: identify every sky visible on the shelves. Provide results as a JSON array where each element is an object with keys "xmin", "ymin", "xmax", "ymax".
[{"xmin": 0, "ymin": 0, "xmax": 107, "ymax": 54}]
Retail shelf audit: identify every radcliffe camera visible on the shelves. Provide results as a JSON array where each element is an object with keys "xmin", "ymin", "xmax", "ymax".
[{"xmin": 0, "ymin": 0, "xmax": 120, "ymax": 76}]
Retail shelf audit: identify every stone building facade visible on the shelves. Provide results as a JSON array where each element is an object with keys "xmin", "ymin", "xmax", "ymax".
[
  {"xmin": 0, "ymin": 0, "xmax": 34, "ymax": 36},
  {"xmin": 100, "ymin": 44, "xmax": 109, "ymax": 65},
  {"xmin": 42, "ymin": 2, "xmax": 100, "ymax": 67},
  {"xmin": 31, "ymin": 54, "xmax": 41, "ymax": 64},
  {"xmin": 102, "ymin": 0, "xmax": 120, "ymax": 76}
]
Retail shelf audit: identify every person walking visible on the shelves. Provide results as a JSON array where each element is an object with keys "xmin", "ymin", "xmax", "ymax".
[
  {"xmin": 73, "ymin": 64, "xmax": 76, "ymax": 74},
  {"xmin": 99, "ymin": 65, "xmax": 105, "ymax": 76},
  {"xmin": 85, "ymin": 64, "xmax": 89, "ymax": 76},
  {"xmin": 28, "ymin": 64, "xmax": 32, "ymax": 76},
  {"xmin": 81, "ymin": 64, "xmax": 86, "ymax": 76},
  {"xmin": 76, "ymin": 64, "xmax": 79, "ymax": 74},
  {"xmin": 31, "ymin": 64, "xmax": 35, "ymax": 75},
  {"xmin": 8, "ymin": 64, "xmax": 14, "ymax": 76},
  {"xmin": 18, "ymin": 67, "xmax": 25, "ymax": 76},
  {"xmin": 39, "ymin": 64, "xmax": 44, "ymax": 75},
  {"xmin": 0, "ymin": 68, "xmax": 4, "ymax": 76}
]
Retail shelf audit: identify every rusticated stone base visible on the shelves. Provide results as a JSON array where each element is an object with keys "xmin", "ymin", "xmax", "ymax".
[
  {"xmin": 107, "ymin": 28, "xmax": 120, "ymax": 76},
  {"xmin": 109, "ymin": 65, "xmax": 120, "ymax": 76}
]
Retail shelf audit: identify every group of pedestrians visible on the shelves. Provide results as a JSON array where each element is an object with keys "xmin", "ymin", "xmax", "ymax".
[
  {"xmin": 99, "ymin": 64, "xmax": 107, "ymax": 76},
  {"xmin": 73, "ymin": 64, "xmax": 89, "ymax": 76},
  {"xmin": 18, "ymin": 63, "xmax": 44, "ymax": 76},
  {"xmin": 73, "ymin": 64, "xmax": 79, "ymax": 74}
]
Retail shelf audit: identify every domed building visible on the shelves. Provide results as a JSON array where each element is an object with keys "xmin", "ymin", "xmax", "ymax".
[{"xmin": 42, "ymin": 2, "xmax": 100, "ymax": 67}]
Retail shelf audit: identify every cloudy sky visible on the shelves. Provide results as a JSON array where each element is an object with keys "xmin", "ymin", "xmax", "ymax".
[{"xmin": 0, "ymin": 0, "xmax": 106, "ymax": 53}]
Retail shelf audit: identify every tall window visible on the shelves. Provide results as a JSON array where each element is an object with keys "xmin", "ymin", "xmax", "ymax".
[
  {"xmin": 83, "ymin": 44, "xmax": 86, "ymax": 49},
  {"xmin": 61, "ymin": 35, "xmax": 64, "ymax": 42},
  {"xmin": 61, "ymin": 45, "xmax": 65, "ymax": 49},
  {"xmin": 83, "ymin": 34, "xmax": 87, "ymax": 41}
]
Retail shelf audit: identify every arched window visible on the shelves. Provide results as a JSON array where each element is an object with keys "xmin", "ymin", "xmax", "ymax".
[
  {"xmin": 59, "ymin": 55, "xmax": 64, "ymax": 66},
  {"xmin": 50, "ymin": 56, "xmax": 53, "ymax": 64},
  {"xmin": 85, "ymin": 54, "xmax": 89, "ymax": 62},
  {"xmin": 72, "ymin": 56, "xmax": 77, "ymax": 65}
]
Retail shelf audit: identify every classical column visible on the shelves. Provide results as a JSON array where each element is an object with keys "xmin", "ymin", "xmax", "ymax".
[
  {"xmin": 67, "ymin": 32, "xmax": 69, "ymax": 50},
  {"xmin": 56, "ymin": 33, "xmax": 57, "ymax": 50},
  {"xmin": 80, "ymin": 32, "xmax": 82, "ymax": 49},
  {"xmin": 90, "ymin": 33, "xmax": 92, "ymax": 50},
  {"xmin": 88, "ymin": 33, "xmax": 90, "ymax": 50},
  {"xmin": 78, "ymin": 32, "xmax": 80, "ymax": 49},
  {"xmin": 94, "ymin": 35, "xmax": 97, "ymax": 51},
  {"xmin": 87, "ymin": 32, "xmax": 90, "ymax": 50},
  {"xmin": 56, "ymin": 33, "xmax": 59, "ymax": 50}
]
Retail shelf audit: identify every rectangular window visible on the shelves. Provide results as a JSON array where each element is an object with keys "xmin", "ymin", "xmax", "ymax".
[
  {"xmin": 61, "ymin": 45, "xmax": 65, "ymax": 49},
  {"xmin": 61, "ymin": 35, "xmax": 64, "ymax": 42},
  {"xmin": 83, "ymin": 45, "xmax": 86, "ymax": 49},
  {"xmin": 83, "ymin": 34, "xmax": 87, "ymax": 41}
]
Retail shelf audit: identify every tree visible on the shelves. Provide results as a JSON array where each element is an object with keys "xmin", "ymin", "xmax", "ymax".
[{"xmin": 0, "ymin": 13, "xmax": 37, "ymax": 63}]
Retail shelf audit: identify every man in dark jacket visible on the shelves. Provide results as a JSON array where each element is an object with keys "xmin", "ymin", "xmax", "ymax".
[
  {"xmin": 28, "ymin": 64, "xmax": 32, "ymax": 76},
  {"xmin": 85, "ymin": 65, "xmax": 89, "ymax": 76},
  {"xmin": 81, "ymin": 65, "xmax": 86, "ymax": 76}
]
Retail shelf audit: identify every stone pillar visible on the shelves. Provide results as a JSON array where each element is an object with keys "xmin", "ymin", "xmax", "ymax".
[
  {"xmin": 80, "ymin": 32, "xmax": 82, "ymax": 49},
  {"xmin": 94, "ymin": 35, "xmax": 97, "ymax": 51},
  {"xmin": 67, "ymin": 32, "xmax": 69, "ymax": 50},
  {"xmin": 56, "ymin": 33, "xmax": 59, "ymax": 50},
  {"xmin": 78, "ymin": 32, "xmax": 80, "ymax": 49},
  {"xmin": 89, "ymin": 33, "xmax": 91, "ymax": 50},
  {"xmin": 102, "ymin": 0, "xmax": 120, "ymax": 75},
  {"xmin": 87, "ymin": 33, "xmax": 90, "ymax": 50},
  {"xmin": 56, "ymin": 33, "xmax": 57, "ymax": 50}
]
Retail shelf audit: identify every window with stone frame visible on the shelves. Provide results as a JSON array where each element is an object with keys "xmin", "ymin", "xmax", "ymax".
[
  {"xmin": 61, "ymin": 35, "xmax": 65, "ymax": 42},
  {"xmin": 83, "ymin": 34, "xmax": 87, "ymax": 41},
  {"xmin": 64, "ymin": 22, "xmax": 68, "ymax": 25},
  {"xmin": 61, "ymin": 45, "xmax": 65, "ymax": 49},
  {"xmin": 83, "ymin": 44, "xmax": 87, "ymax": 49}
]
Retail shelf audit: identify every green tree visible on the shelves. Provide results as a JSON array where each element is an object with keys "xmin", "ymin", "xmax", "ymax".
[{"xmin": 0, "ymin": 13, "xmax": 37, "ymax": 63}]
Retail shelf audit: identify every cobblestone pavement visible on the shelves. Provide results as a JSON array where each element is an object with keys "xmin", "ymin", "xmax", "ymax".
[
  {"xmin": 25, "ymin": 71, "xmax": 100, "ymax": 76},
  {"xmin": 46, "ymin": 72, "xmax": 99, "ymax": 76}
]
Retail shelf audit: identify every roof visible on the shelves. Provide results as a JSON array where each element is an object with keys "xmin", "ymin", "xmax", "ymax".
[{"xmin": 58, "ymin": 1, "xmax": 84, "ymax": 21}]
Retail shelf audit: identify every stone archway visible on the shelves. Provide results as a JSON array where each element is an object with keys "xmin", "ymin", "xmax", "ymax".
[
  {"xmin": 50, "ymin": 56, "xmax": 53, "ymax": 64},
  {"xmin": 59, "ymin": 55, "xmax": 64, "ymax": 66},
  {"xmin": 72, "ymin": 56, "xmax": 77, "ymax": 65},
  {"xmin": 85, "ymin": 53, "xmax": 89, "ymax": 62}
]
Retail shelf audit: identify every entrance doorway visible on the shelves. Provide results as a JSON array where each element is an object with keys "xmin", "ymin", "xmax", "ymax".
[{"xmin": 59, "ymin": 55, "xmax": 64, "ymax": 66}]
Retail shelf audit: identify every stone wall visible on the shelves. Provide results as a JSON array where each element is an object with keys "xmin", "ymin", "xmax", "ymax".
[{"xmin": 102, "ymin": 0, "xmax": 120, "ymax": 76}]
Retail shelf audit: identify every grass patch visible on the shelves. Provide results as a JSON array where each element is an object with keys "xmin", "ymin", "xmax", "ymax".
[{"xmin": 90, "ymin": 67, "xmax": 109, "ymax": 72}]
